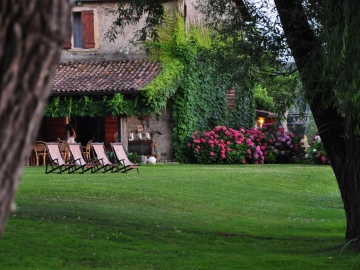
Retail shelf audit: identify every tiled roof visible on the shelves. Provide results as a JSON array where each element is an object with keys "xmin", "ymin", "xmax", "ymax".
[{"xmin": 51, "ymin": 60, "xmax": 162, "ymax": 95}]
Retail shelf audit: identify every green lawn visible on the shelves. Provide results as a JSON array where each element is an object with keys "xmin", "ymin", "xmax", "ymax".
[{"xmin": 0, "ymin": 164, "xmax": 358, "ymax": 269}]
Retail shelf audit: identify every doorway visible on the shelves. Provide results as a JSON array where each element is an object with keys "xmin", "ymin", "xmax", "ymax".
[{"xmin": 74, "ymin": 116, "xmax": 104, "ymax": 146}]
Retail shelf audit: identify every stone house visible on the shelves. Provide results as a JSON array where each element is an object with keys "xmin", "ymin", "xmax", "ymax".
[
  {"xmin": 35, "ymin": 0, "xmax": 251, "ymax": 162},
  {"xmin": 38, "ymin": 0, "xmax": 184, "ymax": 161}
]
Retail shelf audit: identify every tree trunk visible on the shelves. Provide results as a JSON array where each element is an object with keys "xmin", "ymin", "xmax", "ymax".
[
  {"xmin": 274, "ymin": 0, "xmax": 360, "ymax": 244},
  {"xmin": 0, "ymin": 1, "xmax": 71, "ymax": 236}
]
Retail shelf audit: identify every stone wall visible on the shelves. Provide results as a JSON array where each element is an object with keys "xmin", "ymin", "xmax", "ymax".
[
  {"xmin": 61, "ymin": 0, "xmax": 203, "ymax": 63},
  {"xmin": 61, "ymin": 2, "xmax": 147, "ymax": 62},
  {"xmin": 122, "ymin": 107, "xmax": 174, "ymax": 162}
]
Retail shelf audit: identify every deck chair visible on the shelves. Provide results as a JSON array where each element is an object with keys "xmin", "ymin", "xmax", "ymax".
[
  {"xmin": 111, "ymin": 143, "xmax": 140, "ymax": 173},
  {"xmin": 67, "ymin": 143, "xmax": 98, "ymax": 173},
  {"xmin": 45, "ymin": 142, "xmax": 75, "ymax": 174},
  {"xmin": 90, "ymin": 142, "xmax": 121, "ymax": 173}
]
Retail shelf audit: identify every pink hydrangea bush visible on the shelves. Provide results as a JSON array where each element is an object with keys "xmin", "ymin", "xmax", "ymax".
[
  {"xmin": 188, "ymin": 126, "xmax": 247, "ymax": 164},
  {"xmin": 188, "ymin": 125, "xmax": 306, "ymax": 164}
]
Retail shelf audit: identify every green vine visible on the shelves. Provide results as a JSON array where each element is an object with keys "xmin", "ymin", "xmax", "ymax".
[
  {"xmin": 44, "ymin": 94, "xmax": 142, "ymax": 118},
  {"xmin": 158, "ymin": 20, "xmax": 255, "ymax": 161}
]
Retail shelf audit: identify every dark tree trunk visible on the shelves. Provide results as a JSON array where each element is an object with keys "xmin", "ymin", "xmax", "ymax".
[
  {"xmin": 274, "ymin": 0, "xmax": 360, "ymax": 243},
  {"xmin": 0, "ymin": 1, "xmax": 71, "ymax": 236}
]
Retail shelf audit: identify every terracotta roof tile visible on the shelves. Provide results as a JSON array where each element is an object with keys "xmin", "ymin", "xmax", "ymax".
[{"xmin": 51, "ymin": 60, "xmax": 162, "ymax": 95}]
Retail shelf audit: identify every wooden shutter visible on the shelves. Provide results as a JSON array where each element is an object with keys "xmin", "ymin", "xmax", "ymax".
[
  {"xmin": 81, "ymin": 10, "xmax": 95, "ymax": 49},
  {"xmin": 105, "ymin": 116, "xmax": 118, "ymax": 150},
  {"xmin": 62, "ymin": 38, "xmax": 72, "ymax": 49}
]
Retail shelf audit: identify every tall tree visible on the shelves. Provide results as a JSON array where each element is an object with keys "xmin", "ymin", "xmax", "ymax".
[
  {"xmin": 0, "ymin": 0, "xmax": 71, "ymax": 236},
  {"xmin": 273, "ymin": 0, "xmax": 360, "ymax": 245}
]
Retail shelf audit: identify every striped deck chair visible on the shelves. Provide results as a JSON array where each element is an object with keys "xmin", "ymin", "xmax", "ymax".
[
  {"xmin": 111, "ymin": 143, "xmax": 140, "ymax": 173},
  {"xmin": 45, "ymin": 142, "xmax": 75, "ymax": 174},
  {"xmin": 68, "ymin": 143, "xmax": 98, "ymax": 173},
  {"xmin": 90, "ymin": 142, "xmax": 121, "ymax": 173}
]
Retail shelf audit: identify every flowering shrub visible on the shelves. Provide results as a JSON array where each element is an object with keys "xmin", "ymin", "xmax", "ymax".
[
  {"xmin": 188, "ymin": 126, "xmax": 247, "ymax": 164},
  {"xmin": 187, "ymin": 125, "xmax": 306, "ymax": 164},
  {"xmin": 265, "ymin": 127, "xmax": 306, "ymax": 163},
  {"xmin": 306, "ymin": 135, "xmax": 330, "ymax": 165}
]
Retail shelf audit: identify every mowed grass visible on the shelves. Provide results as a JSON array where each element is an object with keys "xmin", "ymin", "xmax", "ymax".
[{"xmin": 0, "ymin": 164, "xmax": 359, "ymax": 269}]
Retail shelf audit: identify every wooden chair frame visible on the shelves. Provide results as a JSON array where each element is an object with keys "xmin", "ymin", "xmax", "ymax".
[
  {"xmin": 90, "ymin": 142, "xmax": 121, "ymax": 173},
  {"xmin": 68, "ymin": 143, "xmax": 98, "ymax": 173},
  {"xmin": 111, "ymin": 143, "xmax": 140, "ymax": 173},
  {"xmin": 45, "ymin": 142, "xmax": 75, "ymax": 174}
]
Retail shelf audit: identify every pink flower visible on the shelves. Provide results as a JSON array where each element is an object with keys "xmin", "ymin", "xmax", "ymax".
[
  {"xmin": 241, "ymin": 159, "xmax": 246, "ymax": 164},
  {"xmin": 194, "ymin": 131, "xmax": 198, "ymax": 135},
  {"xmin": 226, "ymin": 148, "xmax": 231, "ymax": 152},
  {"xmin": 210, "ymin": 152, "xmax": 214, "ymax": 156},
  {"xmin": 226, "ymin": 141, "xmax": 231, "ymax": 145},
  {"xmin": 221, "ymin": 126, "xmax": 227, "ymax": 131},
  {"xmin": 187, "ymin": 143, "xmax": 191, "ymax": 147}
]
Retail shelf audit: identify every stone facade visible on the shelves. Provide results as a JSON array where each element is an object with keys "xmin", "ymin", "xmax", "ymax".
[
  {"xmin": 57, "ymin": 0, "xmax": 202, "ymax": 162},
  {"xmin": 61, "ymin": 2, "xmax": 147, "ymax": 62},
  {"xmin": 123, "ymin": 107, "xmax": 174, "ymax": 161}
]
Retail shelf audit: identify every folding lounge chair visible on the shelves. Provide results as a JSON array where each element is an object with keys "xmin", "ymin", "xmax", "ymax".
[
  {"xmin": 45, "ymin": 142, "xmax": 75, "ymax": 174},
  {"xmin": 90, "ymin": 142, "xmax": 121, "ymax": 173},
  {"xmin": 67, "ymin": 143, "xmax": 98, "ymax": 173},
  {"xmin": 111, "ymin": 143, "xmax": 140, "ymax": 173}
]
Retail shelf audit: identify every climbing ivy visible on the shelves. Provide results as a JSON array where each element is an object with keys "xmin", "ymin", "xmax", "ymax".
[{"xmin": 44, "ymin": 94, "xmax": 142, "ymax": 118}]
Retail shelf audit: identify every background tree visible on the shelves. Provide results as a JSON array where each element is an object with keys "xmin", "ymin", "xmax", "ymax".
[{"xmin": 0, "ymin": 0, "xmax": 71, "ymax": 236}]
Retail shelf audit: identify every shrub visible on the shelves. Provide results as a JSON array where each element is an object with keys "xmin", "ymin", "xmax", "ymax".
[
  {"xmin": 127, "ymin": 152, "xmax": 141, "ymax": 164},
  {"xmin": 264, "ymin": 127, "xmax": 306, "ymax": 163},
  {"xmin": 188, "ymin": 125, "xmax": 306, "ymax": 164},
  {"xmin": 306, "ymin": 135, "xmax": 330, "ymax": 165},
  {"xmin": 188, "ymin": 126, "xmax": 247, "ymax": 164}
]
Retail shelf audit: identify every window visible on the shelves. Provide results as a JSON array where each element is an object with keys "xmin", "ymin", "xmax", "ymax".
[{"xmin": 62, "ymin": 10, "xmax": 95, "ymax": 49}]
